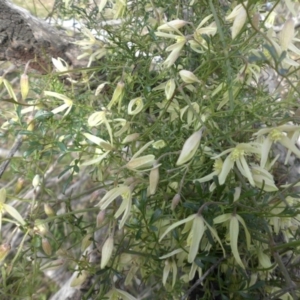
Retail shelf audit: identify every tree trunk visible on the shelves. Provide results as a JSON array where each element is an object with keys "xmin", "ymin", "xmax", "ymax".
[{"xmin": 0, "ymin": 0, "xmax": 83, "ymax": 73}]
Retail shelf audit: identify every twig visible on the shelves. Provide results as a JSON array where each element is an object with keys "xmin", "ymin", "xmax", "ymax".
[
  {"xmin": 181, "ymin": 256, "xmax": 226, "ymax": 300},
  {"xmin": 0, "ymin": 135, "xmax": 23, "ymax": 179}
]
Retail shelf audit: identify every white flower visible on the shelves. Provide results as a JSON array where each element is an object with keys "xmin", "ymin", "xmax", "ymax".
[
  {"xmin": 97, "ymin": 185, "xmax": 132, "ymax": 229},
  {"xmin": 176, "ymin": 129, "xmax": 204, "ymax": 165},
  {"xmin": 254, "ymin": 125, "xmax": 300, "ymax": 168},
  {"xmin": 212, "ymin": 143, "xmax": 261, "ymax": 186},
  {"xmin": 101, "ymin": 236, "xmax": 114, "ymax": 269},
  {"xmin": 193, "ymin": 158, "xmax": 223, "ymax": 191},
  {"xmin": 251, "ymin": 164, "xmax": 278, "ymax": 192},
  {"xmin": 45, "ymin": 91, "xmax": 73, "ymax": 117},
  {"xmin": 52, "ymin": 57, "xmax": 69, "ymax": 73},
  {"xmin": 128, "ymin": 97, "xmax": 144, "ymax": 115},
  {"xmin": 179, "ymin": 70, "xmax": 201, "ymax": 84}
]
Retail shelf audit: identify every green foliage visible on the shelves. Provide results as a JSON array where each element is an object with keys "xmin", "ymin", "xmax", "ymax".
[{"xmin": 1, "ymin": 0, "xmax": 300, "ymax": 299}]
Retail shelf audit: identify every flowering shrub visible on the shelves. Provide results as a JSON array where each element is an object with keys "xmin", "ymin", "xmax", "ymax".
[{"xmin": 1, "ymin": 0, "xmax": 300, "ymax": 299}]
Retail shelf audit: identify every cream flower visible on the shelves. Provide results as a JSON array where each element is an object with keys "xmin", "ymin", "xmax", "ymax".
[
  {"xmin": 45, "ymin": 91, "xmax": 73, "ymax": 117},
  {"xmin": 193, "ymin": 158, "xmax": 223, "ymax": 191},
  {"xmin": 155, "ymin": 31, "xmax": 187, "ymax": 68},
  {"xmin": 254, "ymin": 125, "xmax": 300, "ymax": 168},
  {"xmin": 176, "ymin": 129, "xmax": 204, "ymax": 165},
  {"xmin": 250, "ymin": 164, "xmax": 278, "ymax": 192},
  {"xmin": 212, "ymin": 143, "xmax": 261, "ymax": 186},
  {"xmin": 97, "ymin": 185, "xmax": 132, "ymax": 229}
]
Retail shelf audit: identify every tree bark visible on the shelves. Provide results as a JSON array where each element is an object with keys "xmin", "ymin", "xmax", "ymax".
[{"xmin": 0, "ymin": 0, "xmax": 83, "ymax": 73}]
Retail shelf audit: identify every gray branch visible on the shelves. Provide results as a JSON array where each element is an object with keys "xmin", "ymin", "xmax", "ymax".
[{"xmin": 0, "ymin": 0, "xmax": 84, "ymax": 73}]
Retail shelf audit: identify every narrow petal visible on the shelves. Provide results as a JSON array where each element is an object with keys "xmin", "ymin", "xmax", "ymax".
[
  {"xmin": 162, "ymin": 260, "xmax": 171, "ymax": 286},
  {"xmin": 159, "ymin": 214, "xmax": 196, "ymax": 242},
  {"xmin": 218, "ymin": 155, "xmax": 234, "ymax": 184},
  {"xmin": 230, "ymin": 215, "xmax": 244, "ymax": 269},
  {"xmin": 3, "ymin": 204, "xmax": 25, "ymax": 225},
  {"xmin": 193, "ymin": 171, "xmax": 218, "ymax": 183},
  {"xmin": 238, "ymin": 157, "xmax": 255, "ymax": 186},
  {"xmin": 98, "ymin": 185, "xmax": 130, "ymax": 209},
  {"xmin": 159, "ymin": 248, "xmax": 184, "ymax": 259},
  {"xmin": 231, "ymin": 7, "xmax": 247, "ymax": 39},
  {"xmin": 88, "ymin": 111, "xmax": 106, "ymax": 127},
  {"xmin": 82, "ymin": 132, "xmax": 112, "ymax": 150},
  {"xmin": 236, "ymin": 214, "xmax": 251, "ymax": 250},
  {"xmin": 51, "ymin": 103, "xmax": 69, "ymax": 115},
  {"xmin": 261, "ymin": 137, "xmax": 272, "ymax": 168},
  {"xmin": 213, "ymin": 213, "xmax": 231, "ymax": 224},
  {"xmin": 0, "ymin": 188, "xmax": 6, "ymax": 203},
  {"xmin": 280, "ymin": 135, "xmax": 300, "ymax": 158},
  {"xmin": 204, "ymin": 221, "xmax": 226, "ymax": 257},
  {"xmin": 188, "ymin": 215, "xmax": 205, "ymax": 263}
]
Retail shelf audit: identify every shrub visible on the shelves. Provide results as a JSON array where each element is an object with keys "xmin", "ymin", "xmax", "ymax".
[{"xmin": 1, "ymin": 0, "xmax": 300, "ymax": 299}]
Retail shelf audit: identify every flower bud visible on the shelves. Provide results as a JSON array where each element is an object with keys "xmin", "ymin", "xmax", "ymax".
[
  {"xmin": 251, "ymin": 12, "xmax": 260, "ymax": 30},
  {"xmin": 15, "ymin": 177, "xmax": 25, "ymax": 194},
  {"xmin": 26, "ymin": 118, "xmax": 35, "ymax": 132},
  {"xmin": 149, "ymin": 162, "xmax": 160, "ymax": 195},
  {"xmin": 81, "ymin": 233, "xmax": 93, "ymax": 252},
  {"xmin": 97, "ymin": 210, "xmax": 106, "ymax": 227},
  {"xmin": 107, "ymin": 81, "xmax": 125, "ymax": 110},
  {"xmin": 42, "ymin": 238, "xmax": 52, "ymax": 256},
  {"xmin": 158, "ymin": 19, "xmax": 188, "ymax": 32},
  {"xmin": 20, "ymin": 74, "xmax": 29, "ymax": 100},
  {"xmin": 279, "ymin": 18, "xmax": 295, "ymax": 50},
  {"xmin": 165, "ymin": 79, "xmax": 176, "ymax": 100},
  {"xmin": 0, "ymin": 243, "xmax": 11, "ymax": 263},
  {"xmin": 32, "ymin": 174, "xmax": 41, "ymax": 189},
  {"xmin": 33, "ymin": 220, "xmax": 49, "ymax": 237},
  {"xmin": 70, "ymin": 270, "xmax": 89, "ymax": 287},
  {"xmin": 171, "ymin": 193, "xmax": 181, "ymax": 210},
  {"xmin": 126, "ymin": 155, "xmax": 155, "ymax": 170},
  {"xmin": 176, "ymin": 128, "xmax": 204, "ymax": 165},
  {"xmin": 122, "ymin": 133, "xmax": 140, "ymax": 144},
  {"xmin": 101, "ymin": 236, "xmax": 114, "ymax": 269},
  {"xmin": 44, "ymin": 204, "xmax": 56, "ymax": 217},
  {"xmin": 179, "ymin": 70, "xmax": 200, "ymax": 84}
]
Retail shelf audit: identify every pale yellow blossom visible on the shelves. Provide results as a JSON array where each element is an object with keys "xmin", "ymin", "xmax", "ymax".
[
  {"xmin": 254, "ymin": 125, "xmax": 300, "ymax": 168},
  {"xmin": 45, "ymin": 91, "xmax": 73, "ymax": 117},
  {"xmin": 176, "ymin": 129, "xmax": 204, "ymax": 165},
  {"xmin": 212, "ymin": 143, "xmax": 261, "ymax": 185}
]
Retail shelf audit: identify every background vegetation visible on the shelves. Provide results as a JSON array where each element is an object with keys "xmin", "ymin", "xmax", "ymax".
[{"xmin": 1, "ymin": 0, "xmax": 300, "ymax": 299}]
